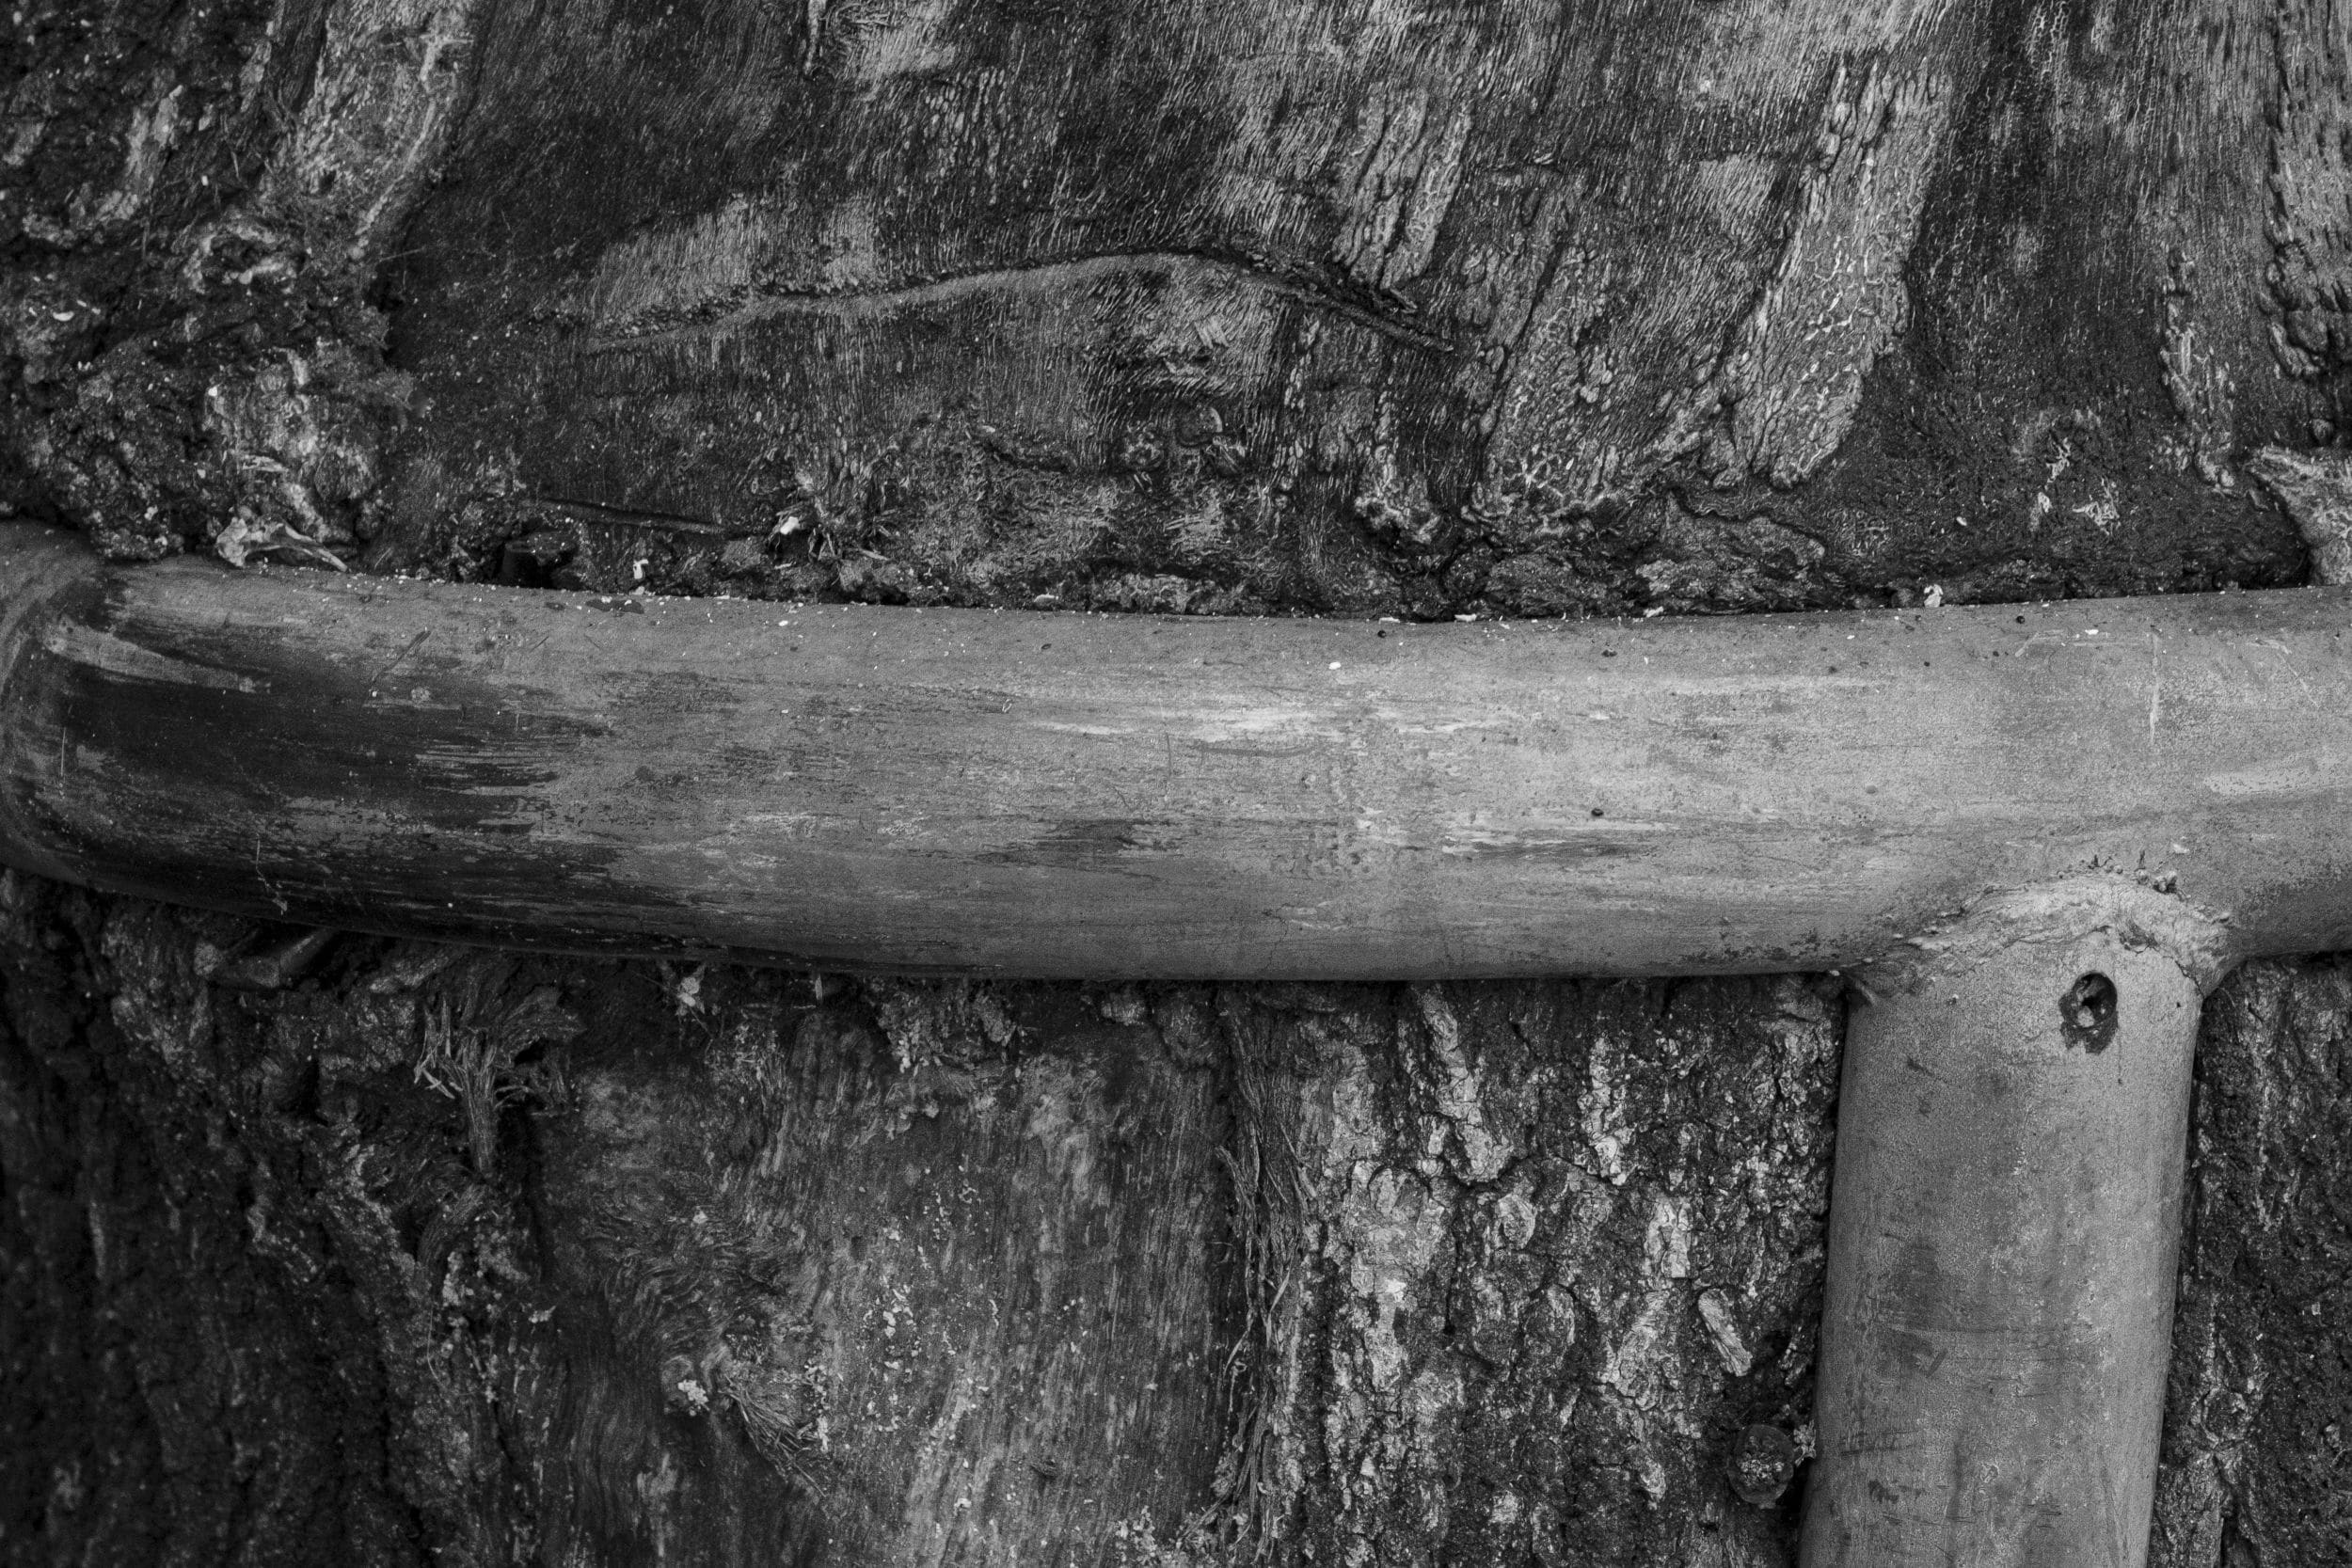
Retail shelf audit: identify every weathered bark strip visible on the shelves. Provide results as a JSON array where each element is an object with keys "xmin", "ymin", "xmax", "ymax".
[{"xmin": 5, "ymin": 523, "xmax": 2352, "ymax": 978}]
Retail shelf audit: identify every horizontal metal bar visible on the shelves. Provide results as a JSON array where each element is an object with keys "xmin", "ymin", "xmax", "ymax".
[{"xmin": 2, "ymin": 523, "xmax": 2346, "ymax": 977}]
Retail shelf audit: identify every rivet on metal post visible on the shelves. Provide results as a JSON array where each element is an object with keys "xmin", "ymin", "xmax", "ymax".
[{"xmin": 1802, "ymin": 878, "xmax": 2232, "ymax": 1568}]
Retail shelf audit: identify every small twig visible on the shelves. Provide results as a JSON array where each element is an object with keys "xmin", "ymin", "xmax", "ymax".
[{"xmin": 214, "ymin": 926, "xmax": 340, "ymax": 990}]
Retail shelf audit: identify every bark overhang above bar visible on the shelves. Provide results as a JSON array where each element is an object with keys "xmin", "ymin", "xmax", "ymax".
[{"xmin": 1, "ymin": 522, "xmax": 2347, "ymax": 979}]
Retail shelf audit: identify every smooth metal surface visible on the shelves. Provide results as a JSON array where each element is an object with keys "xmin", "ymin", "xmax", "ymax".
[
  {"xmin": 2, "ymin": 521, "xmax": 2347, "ymax": 974},
  {"xmin": 1802, "ymin": 880, "xmax": 2226, "ymax": 1568}
]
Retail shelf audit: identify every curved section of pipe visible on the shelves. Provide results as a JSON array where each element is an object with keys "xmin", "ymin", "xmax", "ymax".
[{"xmin": 0, "ymin": 522, "xmax": 2346, "ymax": 976}]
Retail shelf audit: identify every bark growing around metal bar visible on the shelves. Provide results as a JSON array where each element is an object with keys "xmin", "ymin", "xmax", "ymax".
[{"xmin": 5, "ymin": 1, "xmax": 2352, "ymax": 1566}]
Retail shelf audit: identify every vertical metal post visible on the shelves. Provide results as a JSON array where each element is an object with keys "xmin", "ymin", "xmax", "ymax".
[{"xmin": 1801, "ymin": 879, "xmax": 2229, "ymax": 1567}]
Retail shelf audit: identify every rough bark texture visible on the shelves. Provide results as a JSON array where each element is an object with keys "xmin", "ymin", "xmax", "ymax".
[
  {"xmin": 7, "ymin": 0, "xmax": 2352, "ymax": 1564},
  {"xmin": 1, "ymin": 874, "xmax": 1842, "ymax": 1565},
  {"xmin": 6, "ymin": 877, "xmax": 2348, "ymax": 1566},
  {"xmin": 7, "ymin": 0, "xmax": 2344, "ymax": 606},
  {"xmin": 2153, "ymin": 958, "xmax": 2352, "ymax": 1568}
]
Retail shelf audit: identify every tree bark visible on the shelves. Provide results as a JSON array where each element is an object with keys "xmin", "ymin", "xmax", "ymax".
[{"xmin": 5, "ymin": 0, "xmax": 2352, "ymax": 1564}]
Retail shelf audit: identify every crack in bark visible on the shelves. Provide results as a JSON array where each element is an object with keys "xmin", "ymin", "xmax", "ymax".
[{"xmin": 580, "ymin": 250, "xmax": 1461, "ymax": 357}]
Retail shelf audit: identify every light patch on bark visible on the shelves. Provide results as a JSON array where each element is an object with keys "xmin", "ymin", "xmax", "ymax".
[
  {"xmin": 1678, "ymin": 0, "xmax": 1960, "ymax": 67},
  {"xmin": 1593, "ymin": 1188, "xmax": 1701, "ymax": 1496},
  {"xmin": 1336, "ymin": 1168, "xmax": 1451, "ymax": 1397},
  {"xmin": 578, "ymin": 194, "xmax": 771, "ymax": 330},
  {"xmin": 2263, "ymin": 0, "xmax": 2352, "ymax": 385},
  {"xmin": 1332, "ymin": 95, "xmax": 1476, "ymax": 293},
  {"xmin": 1721, "ymin": 60, "xmax": 1954, "ymax": 486},
  {"xmin": 566, "ymin": 191, "xmax": 894, "ymax": 333},
  {"xmin": 1321, "ymin": 1163, "xmax": 1464, "ymax": 1560},
  {"xmin": 2161, "ymin": 261, "xmax": 2243, "ymax": 487},
  {"xmin": 88, "ymin": 82, "xmax": 184, "ymax": 230},
  {"xmin": 1581, "ymin": 1027, "xmax": 1635, "ymax": 1184},
  {"xmin": 1487, "ymin": 4, "xmax": 1962, "ymax": 513},
  {"xmin": 2127, "ymin": 0, "xmax": 2281, "ymax": 476},
  {"xmin": 1644, "ymin": 1190, "xmax": 1692, "ymax": 1280},
  {"xmin": 1407, "ymin": 985, "xmax": 1506, "ymax": 1182},
  {"xmin": 2248, "ymin": 445, "xmax": 2352, "ymax": 583},
  {"xmin": 262, "ymin": 0, "xmax": 492, "ymax": 274},
  {"xmin": 202, "ymin": 341, "xmax": 416, "ymax": 562},
  {"xmin": 836, "ymin": 0, "xmax": 961, "ymax": 82},
  {"xmin": 1218, "ymin": 981, "xmax": 1838, "ymax": 1563},
  {"xmin": 1698, "ymin": 1289, "xmax": 1755, "ymax": 1376}
]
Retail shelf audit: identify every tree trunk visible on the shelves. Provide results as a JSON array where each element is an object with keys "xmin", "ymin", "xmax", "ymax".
[{"xmin": 4, "ymin": 0, "xmax": 2350, "ymax": 1564}]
